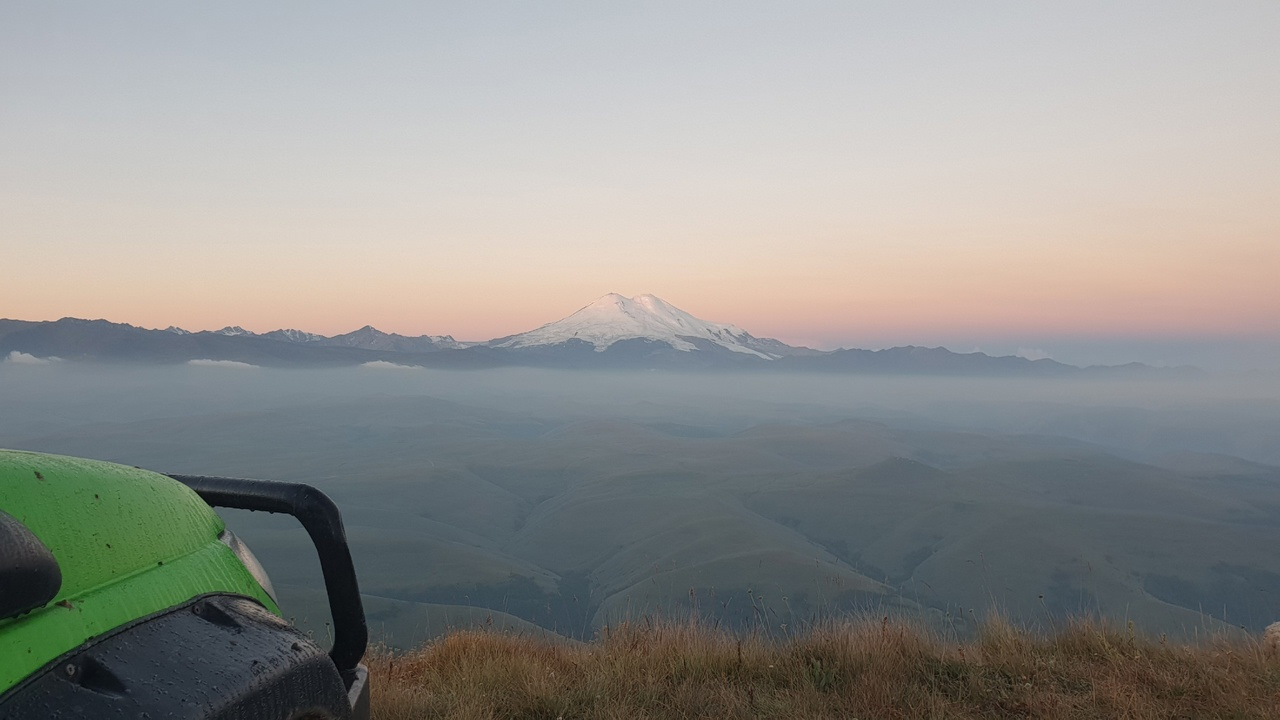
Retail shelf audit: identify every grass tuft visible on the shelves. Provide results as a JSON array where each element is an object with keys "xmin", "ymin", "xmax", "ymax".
[{"xmin": 370, "ymin": 617, "xmax": 1280, "ymax": 719}]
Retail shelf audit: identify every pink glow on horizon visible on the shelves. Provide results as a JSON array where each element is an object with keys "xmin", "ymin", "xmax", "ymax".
[
  {"xmin": 2, "ymin": 3, "xmax": 1277, "ymax": 362},
  {"xmin": 9, "ymin": 274, "xmax": 1275, "ymax": 350}
]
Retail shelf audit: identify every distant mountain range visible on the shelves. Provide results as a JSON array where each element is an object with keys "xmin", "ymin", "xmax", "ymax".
[{"xmin": 0, "ymin": 295, "xmax": 1194, "ymax": 376}]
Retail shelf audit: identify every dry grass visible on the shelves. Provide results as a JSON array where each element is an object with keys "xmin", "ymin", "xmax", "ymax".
[{"xmin": 370, "ymin": 617, "xmax": 1280, "ymax": 719}]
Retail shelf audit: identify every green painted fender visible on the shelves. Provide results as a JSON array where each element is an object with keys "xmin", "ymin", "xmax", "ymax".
[{"xmin": 0, "ymin": 450, "xmax": 278, "ymax": 693}]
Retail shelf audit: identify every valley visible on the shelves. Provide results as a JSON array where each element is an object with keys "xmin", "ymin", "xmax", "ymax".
[{"xmin": 3, "ymin": 364, "xmax": 1277, "ymax": 649}]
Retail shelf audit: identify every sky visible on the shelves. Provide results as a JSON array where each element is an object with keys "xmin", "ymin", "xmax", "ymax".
[{"xmin": 2, "ymin": 2, "xmax": 1277, "ymax": 369}]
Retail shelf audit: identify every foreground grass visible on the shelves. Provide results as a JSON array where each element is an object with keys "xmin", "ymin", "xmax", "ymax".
[{"xmin": 370, "ymin": 618, "xmax": 1280, "ymax": 719}]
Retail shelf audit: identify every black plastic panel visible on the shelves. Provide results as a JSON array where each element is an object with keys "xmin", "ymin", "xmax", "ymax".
[
  {"xmin": 0, "ymin": 595, "xmax": 352, "ymax": 720},
  {"xmin": 0, "ymin": 509, "xmax": 61, "ymax": 620}
]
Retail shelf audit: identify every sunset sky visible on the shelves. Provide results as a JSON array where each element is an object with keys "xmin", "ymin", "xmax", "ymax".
[{"xmin": 2, "ymin": 2, "xmax": 1277, "ymax": 369}]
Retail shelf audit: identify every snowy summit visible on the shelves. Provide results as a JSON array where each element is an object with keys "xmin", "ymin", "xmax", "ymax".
[
  {"xmin": 263, "ymin": 328, "xmax": 327, "ymax": 343},
  {"xmin": 492, "ymin": 293, "xmax": 787, "ymax": 359}
]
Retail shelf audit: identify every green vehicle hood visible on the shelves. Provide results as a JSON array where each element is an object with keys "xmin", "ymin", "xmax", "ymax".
[{"xmin": 0, "ymin": 450, "xmax": 278, "ymax": 692}]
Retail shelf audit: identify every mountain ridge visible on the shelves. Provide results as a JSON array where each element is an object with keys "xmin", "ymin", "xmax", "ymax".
[{"xmin": 0, "ymin": 295, "xmax": 1198, "ymax": 376}]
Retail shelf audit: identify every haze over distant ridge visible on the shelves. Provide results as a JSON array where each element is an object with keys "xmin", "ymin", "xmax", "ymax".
[{"xmin": 0, "ymin": 295, "xmax": 1196, "ymax": 376}]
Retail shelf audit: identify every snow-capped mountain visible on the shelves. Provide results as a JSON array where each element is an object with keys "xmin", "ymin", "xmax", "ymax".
[
  {"xmin": 164, "ymin": 326, "xmax": 191, "ymax": 335},
  {"xmin": 491, "ymin": 293, "xmax": 799, "ymax": 360},
  {"xmin": 261, "ymin": 328, "xmax": 326, "ymax": 343},
  {"xmin": 0, "ymin": 313, "xmax": 1185, "ymax": 376}
]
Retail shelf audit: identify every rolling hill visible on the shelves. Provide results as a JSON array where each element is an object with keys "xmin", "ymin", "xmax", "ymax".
[{"xmin": 6, "ymin": 381, "xmax": 1276, "ymax": 648}]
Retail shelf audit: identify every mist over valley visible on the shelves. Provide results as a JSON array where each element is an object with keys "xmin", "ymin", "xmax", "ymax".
[{"xmin": 4, "ymin": 361, "xmax": 1278, "ymax": 649}]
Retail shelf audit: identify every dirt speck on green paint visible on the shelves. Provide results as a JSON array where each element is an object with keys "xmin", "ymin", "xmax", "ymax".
[
  {"xmin": 33, "ymin": 470, "xmax": 44, "ymax": 481},
  {"xmin": 56, "ymin": 600, "xmax": 73, "ymax": 610}
]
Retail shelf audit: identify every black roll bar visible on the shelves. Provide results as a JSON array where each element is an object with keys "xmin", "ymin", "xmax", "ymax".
[{"xmin": 166, "ymin": 475, "xmax": 368, "ymax": 678}]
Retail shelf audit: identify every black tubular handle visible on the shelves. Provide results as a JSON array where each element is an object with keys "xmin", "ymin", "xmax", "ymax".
[{"xmin": 167, "ymin": 474, "xmax": 368, "ymax": 676}]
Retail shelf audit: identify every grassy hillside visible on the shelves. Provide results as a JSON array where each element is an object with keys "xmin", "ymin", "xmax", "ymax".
[{"xmin": 370, "ymin": 618, "xmax": 1280, "ymax": 719}]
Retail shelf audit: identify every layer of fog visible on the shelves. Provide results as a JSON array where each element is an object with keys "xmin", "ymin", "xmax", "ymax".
[
  {"xmin": 6, "ymin": 363, "xmax": 1280, "ymax": 644},
  {"xmin": 3, "ymin": 363, "xmax": 1279, "ymax": 466}
]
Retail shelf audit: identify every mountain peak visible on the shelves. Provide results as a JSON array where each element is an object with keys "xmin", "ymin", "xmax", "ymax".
[
  {"xmin": 321, "ymin": 325, "xmax": 463, "ymax": 352},
  {"xmin": 262, "ymin": 328, "xmax": 326, "ymax": 343},
  {"xmin": 492, "ymin": 293, "xmax": 784, "ymax": 359}
]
